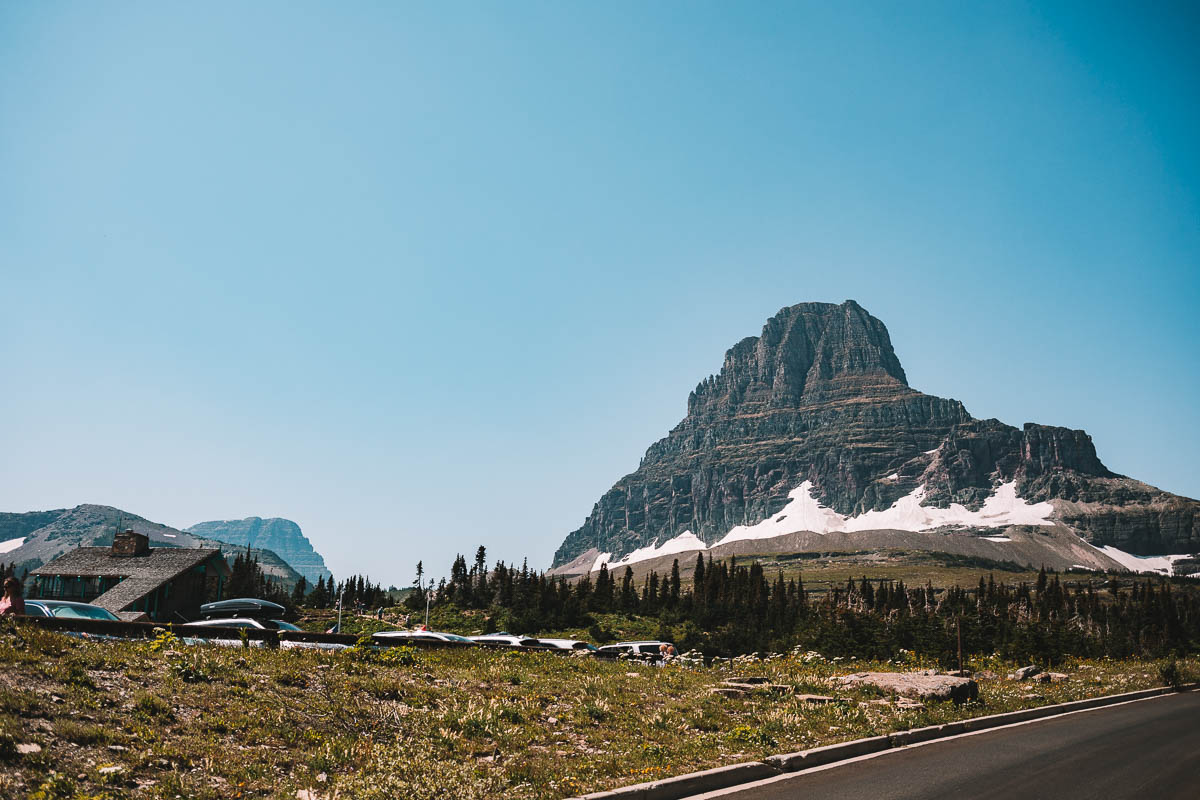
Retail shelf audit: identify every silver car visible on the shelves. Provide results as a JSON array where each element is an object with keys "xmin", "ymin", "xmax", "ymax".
[
  {"xmin": 468, "ymin": 634, "xmax": 543, "ymax": 647},
  {"xmin": 23, "ymin": 600, "xmax": 120, "ymax": 621},
  {"xmin": 537, "ymin": 638, "xmax": 599, "ymax": 652},
  {"xmin": 373, "ymin": 630, "xmax": 475, "ymax": 645},
  {"xmin": 178, "ymin": 617, "xmax": 304, "ymax": 648}
]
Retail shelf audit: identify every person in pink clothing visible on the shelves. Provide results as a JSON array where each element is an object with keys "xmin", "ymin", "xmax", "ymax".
[{"xmin": 0, "ymin": 576, "xmax": 25, "ymax": 616}]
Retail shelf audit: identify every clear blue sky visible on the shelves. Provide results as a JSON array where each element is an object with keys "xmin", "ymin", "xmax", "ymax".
[{"xmin": 2, "ymin": 2, "xmax": 1197, "ymax": 585}]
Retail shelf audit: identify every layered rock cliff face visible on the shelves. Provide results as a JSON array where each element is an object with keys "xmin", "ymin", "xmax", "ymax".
[
  {"xmin": 552, "ymin": 301, "xmax": 1198, "ymax": 567},
  {"xmin": 185, "ymin": 518, "xmax": 331, "ymax": 585}
]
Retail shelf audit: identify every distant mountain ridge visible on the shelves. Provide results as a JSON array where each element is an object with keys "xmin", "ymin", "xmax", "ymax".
[
  {"xmin": 0, "ymin": 505, "xmax": 305, "ymax": 588},
  {"xmin": 551, "ymin": 300, "xmax": 1198, "ymax": 575},
  {"xmin": 185, "ymin": 517, "xmax": 331, "ymax": 585}
]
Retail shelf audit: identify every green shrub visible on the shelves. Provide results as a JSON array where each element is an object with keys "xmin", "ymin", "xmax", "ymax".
[
  {"xmin": 168, "ymin": 652, "xmax": 213, "ymax": 683},
  {"xmin": 134, "ymin": 692, "xmax": 172, "ymax": 718},
  {"xmin": 581, "ymin": 700, "xmax": 611, "ymax": 722},
  {"xmin": 1158, "ymin": 658, "xmax": 1182, "ymax": 688},
  {"xmin": 498, "ymin": 707, "xmax": 524, "ymax": 724},
  {"xmin": 0, "ymin": 686, "xmax": 42, "ymax": 715},
  {"xmin": 55, "ymin": 661, "xmax": 96, "ymax": 690},
  {"xmin": 728, "ymin": 724, "xmax": 776, "ymax": 749},
  {"xmin": 639, "ymin": 742, "xmax": 666, "ymax": 762},
  {"xmin": 146, "ymin": 628, "xmax": 180, "ymax": 653},
  {"xmin": 342, "ymin": 637, "xmax": 420, "ymax": 668},
  {"xmin": 29, "ymin": 773, "xmax": 77, "ymax": 800},
  {"xmin": 55, "ymin": 720, "xmax": 110, "ymax": 745},
  {"xmin": 588, "ymin": 623, "xmax": 616, "ymax": 645},
  {"xmin": 379, "ymin": 645, "xmax": 419, "ymax": 667}
]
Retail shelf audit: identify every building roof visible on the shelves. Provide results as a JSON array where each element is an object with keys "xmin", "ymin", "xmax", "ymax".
[{"xmin": 30, "ymin": 547, "xmax": 231, "ymax": 612}]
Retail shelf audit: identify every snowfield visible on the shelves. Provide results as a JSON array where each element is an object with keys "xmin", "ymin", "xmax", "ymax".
[
  {"xmin": 591, "ymin": 480, "xmax": 1058, "ymax": 570},
  {"xmin": 1088, "ymin": 545, "xmax": 1195, "ymax": 576},
  {"xmin": 0, "ymin": 537, "xmax": 25, "ymax": 555},
  {"xmin": 592, "ymin": 530, "xmax": 708, "ymax": 571},
  {"xmin": 716, "ymin": 481, "xmax": 1055, "ymax": 545}
]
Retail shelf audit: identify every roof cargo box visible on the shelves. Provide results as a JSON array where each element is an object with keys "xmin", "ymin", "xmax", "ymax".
[{"xmin": 200, "ymin": 598, "xmax": 286, "ymax": 620}]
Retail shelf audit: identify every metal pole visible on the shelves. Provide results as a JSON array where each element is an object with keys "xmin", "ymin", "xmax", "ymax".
[
  {"xmin": 424, "ymin": 577, "xmax": 431, "ymax": 629},
  {"xmin": 337, "ymin": 584, "xmax": 344, "ymax": 634}
]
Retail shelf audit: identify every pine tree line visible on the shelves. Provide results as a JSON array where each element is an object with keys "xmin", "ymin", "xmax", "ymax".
[
  {"xmin": 416, "ymin": 551, "xmax": 1200, "ymax": 664},
  {"xmin": 299, "ymin": 573, "xmax": 387, "ymax": 610},
  {"xmin": 221, "ymin": 547, "xmax": 293, "ymax": 610}
]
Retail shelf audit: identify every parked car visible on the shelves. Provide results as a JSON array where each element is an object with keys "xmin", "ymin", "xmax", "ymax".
[
  {"xmin": 22, "ymin": 600, "xmax": 122, "ymax": 640},
  {"xmin": 597, "ymin": 640, "xmax": 676, "ymax": 659},
  {"xmin": 23, "ymin": 600, "xmax": 120, "ymax": 621},
  {"xmin": 178, "ymin": 616, "xmax": 304, "ymax": 648},
  {"xmin": 373, "ymin": 630, "xmax": 475, "ymax": 645},
  {"xmin": 182, "ymin": 617, "xmax": 303, "ymax": 631},
  {"xmin": 468, "ymin": 634, "xmax": 543, "ymax": 647},
  {"xmin": 537, "ymin": 638, "xmax": 599, "ymax": 653}
]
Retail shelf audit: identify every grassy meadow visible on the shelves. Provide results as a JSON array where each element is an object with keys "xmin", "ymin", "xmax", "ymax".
[{"xmin": 1, "ymin": 619, "xmax": 1195, "ymax": 800}]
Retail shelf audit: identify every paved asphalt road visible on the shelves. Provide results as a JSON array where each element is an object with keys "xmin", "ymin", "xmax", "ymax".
[{"xmin": 706, "ymin": 691, "xmax": 1200, "ymax": 800}]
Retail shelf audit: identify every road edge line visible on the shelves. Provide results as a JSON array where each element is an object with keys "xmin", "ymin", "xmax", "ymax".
[{"xmin": 566, "ymin": 682, "xmax": 1199, "ymax": 800}]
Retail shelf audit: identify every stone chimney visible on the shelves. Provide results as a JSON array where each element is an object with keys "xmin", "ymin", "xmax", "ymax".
[{"xmin": 112, "ymin": 529, "xmax": 150, "ymax": 557}]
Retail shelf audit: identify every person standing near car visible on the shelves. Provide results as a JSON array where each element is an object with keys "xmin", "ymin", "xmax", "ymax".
[{"xmin": 0, "ymin": 577, "xmax": 25, "ymax": 616}]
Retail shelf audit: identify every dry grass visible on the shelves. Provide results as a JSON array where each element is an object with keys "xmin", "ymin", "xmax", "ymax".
[{"xmin": 0, "ymin": 620, "xmax": 1194, "ymax": 800}]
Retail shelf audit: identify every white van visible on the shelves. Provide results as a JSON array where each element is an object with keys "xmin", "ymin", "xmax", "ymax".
[{"xmin": 597, "ymin": 640, "xmax": 675, "ymax": 659}]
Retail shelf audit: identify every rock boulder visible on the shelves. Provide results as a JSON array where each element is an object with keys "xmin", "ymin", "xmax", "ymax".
[
  {"xmin": 836, "ymin": 671, "xmax": 979, "ymax": 704},
  {"xmin": 1008, "ymin": 665, "xmax": 1042, "ymax": 681}
]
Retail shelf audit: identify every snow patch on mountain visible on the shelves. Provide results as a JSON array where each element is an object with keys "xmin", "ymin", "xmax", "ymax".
[
  {"xmin": 0, "ymin": 537, "xmax": 25, "ymax": 555},
  {"xmin": 716, "ymin": 481, "xmax": 1055, "ymax": 545},
  {"xmin": 1089, "ymin": 545, "xmax": 1193, "ymax": 576},
  {"xmin": 589, "ymin": 481, "xmax": 1058, "ymax": 570},
  {"xmin": 592, "ymin": 531, "xmax": 708, "ymax": 571}
]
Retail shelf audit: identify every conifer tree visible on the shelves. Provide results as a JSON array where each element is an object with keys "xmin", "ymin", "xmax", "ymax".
[
  {"xmin": 668, "ymin": 559, "xmax": 681, "ymax": 609},
  {"xmin": 310, "ymin": 576, "xmax": 328, "ymax": 608}
]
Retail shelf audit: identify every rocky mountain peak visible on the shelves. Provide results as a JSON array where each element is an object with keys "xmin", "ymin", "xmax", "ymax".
[
  {"xmin": 185, "ymin": 517, "xmax": 331, "ymax": 585},
  {"xmin": 687, "ymin": 300, "xmax": 909, "ymax": 418},
  {"xmin": 552, "ymin": 299, "xmax": 1198, "ymax": 569}
]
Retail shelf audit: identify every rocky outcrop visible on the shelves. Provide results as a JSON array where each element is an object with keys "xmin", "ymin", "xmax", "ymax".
[
  {"xmin": 1053, "ymin": 486, "xmax": 1199, "ymax": 555},
  {"xmin": 552, "ymin": 300, "xmax": 1198, "ymax": 568},
  {"xmin": 185, "ymin": 517, "xmax": 331, "ymax": 585},
  {"xmin": 836, "ymin": 670, "xmax": 979, "ymax": 703}
]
